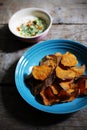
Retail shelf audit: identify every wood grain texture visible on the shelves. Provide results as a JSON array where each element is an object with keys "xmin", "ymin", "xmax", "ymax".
[
  {"xmin": 0, "ymin": 24, "xmax": 87, "ymax": 84},
  {"xmin": 0, "ymin": 0, "xmax": 87, "ymax": 24},
  {"xmin": 0, "ymin": 24, "xmax": 87, "ymax": 48},
  {"xmin": 0, "ymin": 0, "xmax": 87, "ymax": 129},
  {"xmin": 0, "ymin": 85, "xmax": 87, "ymax": 130}
]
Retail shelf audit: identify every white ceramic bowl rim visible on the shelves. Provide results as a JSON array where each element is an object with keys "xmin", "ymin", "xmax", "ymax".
[{"xmin": 8, "ymin": 7, "xmax": 52, "ymax": 39}]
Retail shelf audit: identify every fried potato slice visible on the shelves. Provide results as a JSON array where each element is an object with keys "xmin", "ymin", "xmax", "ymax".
[
  {"xmin": 55, "ymin": 52, "xmax": 63, "ymax": 57},
  {"xmin": 40, "ymin": 86, "xmax": 60, "ymax": 105},
  {"xmin": 40, "ymin": 84, "xmax": 76, "ymax": 105},
  {"xmin": 50, "ymin": 85, "xmax": 59, "ymax": 95},
  {"xmin": 70, "ymin": 65, "xmax": 85, "ymax": 77},
  {"xmin": 61, "ymin": 52, "xmax": 78, "ymax": 67},
  {"xmin": 40, "ymin": 59, "xmax": 57, "ymax": 69},
  {"xmin": 32, "ymin": 65, "xmax": 52, "ymax": 81},
  {"xmin": 40, "ymin": 55, "xmax": 57, "ymax": 67},
  {"xmin": 56, "ymin": 66, "xmax": 76, "ymax": 80},
  {"xmin": 40, "ymin": 54, "xmax": 62, "ymax": 69},
  {"xmin": 59, "ymin": 80, "xmax": 73, "ymax": 90},
  {"xmin": 26, "ymin": 51, "xmax": 86, "ymax": 106},
  {"xmin": 74, "ymin": 76, "xmax": 87, "ymax": 95},
  {"xmin": 60, "ymin": 81, "xmax": 75, "ymax": 95},
  {"xmin": 40, "ymin": 82, "xmax": 61, "ymax": 105}
]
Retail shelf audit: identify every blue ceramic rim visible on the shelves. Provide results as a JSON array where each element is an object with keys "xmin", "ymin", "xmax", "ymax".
[{"xmin": 15, "ymin": 39, "xmax": 87, "ymax": 114}]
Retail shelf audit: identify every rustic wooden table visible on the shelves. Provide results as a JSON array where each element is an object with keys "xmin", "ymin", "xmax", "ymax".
[{"xmin": 0, "ymin": 0, "xmax": 87, "ymax": 130}]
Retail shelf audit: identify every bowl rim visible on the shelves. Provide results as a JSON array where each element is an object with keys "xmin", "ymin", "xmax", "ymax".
[{"xmin": 8, "ymin": 7, "xmax": 52, "ymax": 39}]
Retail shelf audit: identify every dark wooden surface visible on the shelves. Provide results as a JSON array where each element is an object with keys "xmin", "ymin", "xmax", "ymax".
[{"xmin": 0, "ymin": 0, "xmax": 87, "ymax": 130}]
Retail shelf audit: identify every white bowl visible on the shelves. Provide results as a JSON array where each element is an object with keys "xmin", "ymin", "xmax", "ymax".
[{"xmin": 8, "ymin": 8, "xmax": 52, "ymax": 43}]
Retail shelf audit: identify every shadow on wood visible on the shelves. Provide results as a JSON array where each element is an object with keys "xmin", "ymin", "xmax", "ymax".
[
  {"xmin": 1, "ymin": 61, "xmax": 74, "ymax": 127},
  {"xmin": 0, "ymin": 24, "xmax": 34, "ymax": 52},
  {"xmin": 1, "ymin": 60, "xmax": 18, "ymax": 84}
]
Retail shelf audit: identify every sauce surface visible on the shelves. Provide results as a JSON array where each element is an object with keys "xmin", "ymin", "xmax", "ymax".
[{"xmin": 17, "ymin": 17, "xmax": 47, "ymax": 37}]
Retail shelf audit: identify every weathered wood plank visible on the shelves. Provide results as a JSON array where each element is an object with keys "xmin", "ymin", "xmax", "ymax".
[
  {"xmin": 0, "ymin": 0, "xmax": 87, "ymax": 24},
  {"xmin": 46, "ymin": 24, "xmax": 87, "ymax": 46},
  {"xmin": 0, "ymin": 24, "xmax": 87, "ymax": 84},
  {"xmin": 0, "ymin": 24, "xmax": 87, "ymax": 49},
  {"xmin": 0, "ymin": 85, "xmax": 87, "ymax": 130},
  {"xmin": 0, "ymin": 51, "xmax": 26, "ymax": 84},
  {"xmin": 0, "ymin": 1, "xmax": 87, "ymax": 130}
]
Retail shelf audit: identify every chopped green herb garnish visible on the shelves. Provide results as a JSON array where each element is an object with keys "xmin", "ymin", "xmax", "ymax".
[{"xmin": 17, "ymin": 17, "xmax": 47, "ymax": 37}]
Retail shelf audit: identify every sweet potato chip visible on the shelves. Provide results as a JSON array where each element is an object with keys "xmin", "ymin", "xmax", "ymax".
[
  {"xmin": 40, "ymin": 86, "xmax": 60, "ymax": 105},
  {"xmin": 74, "ymin": 76, "xmax": 87, "ymax": 95},
  {"xmin": 59, "ymin": 80, "xmax": 73, "ymax": 90},
  {"xmin": 25, "ymin": 51, "xmax": 86, "ymax": 106},
  {"xmin": 56, "ymin": 66, "xmax": 76, "ymax": 80},
  {"xmin": 32, "ymin": 65, "xmax": 52, "ymax": 81},
  {"xmin": 61, "ymin": 52, "xmax": 78, "ymax": 67},
  {"xmin": 55, "ymin": 52, "xmax": 63, "ymax": 57},
  {"xmin": 40, "ymin": 59, "xmax": 57, "ymax": 69},
  {"xmin": 70, "ymin": 65, "xmax": 85, "ymax": 77},
  {"xmin": 59, "ymin": 80, "xmax": 75, "ymax": 95},
  {"xmin": 40, "ymin": 54, "xmax": 62, "ymax": 69},
  {"xmin": 50, "ymin": 85, "xmax": 59, "ymax": 95}
]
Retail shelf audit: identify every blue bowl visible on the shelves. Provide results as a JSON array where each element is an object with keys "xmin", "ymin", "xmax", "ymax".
[{"xmin": 15, "ymin": 39, "xmax": 87, "ymax": 114}]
